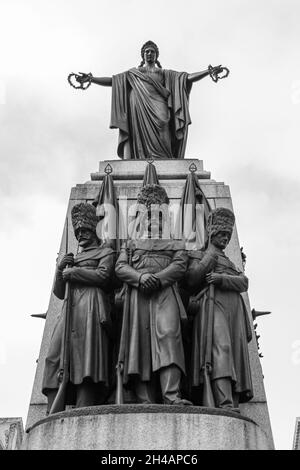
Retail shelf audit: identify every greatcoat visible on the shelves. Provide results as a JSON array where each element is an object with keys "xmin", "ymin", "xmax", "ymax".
[
  {"xmin": 42, "ymin": 245, "xmax": 115, "ymax": 402},
  {"xmin": 115, "ymin": 239, "xmax": 188, "ymax": 383},
  {"xmin": 185, "ymin": 249, "xmax": 254, "ymax": 403}
]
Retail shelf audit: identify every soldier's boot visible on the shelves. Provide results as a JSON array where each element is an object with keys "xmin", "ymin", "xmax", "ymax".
[
  {"xmin": 212, "ymin": 377, "xmax": 240, "ymax": 413},
  {"xmin": 75, "ymin": 379, "xmax": 99, "ymax": 408},
  {"xmin": 134, "ymin": 377, "xmax": 156, "ymax": 404},
  {"xmin": 160, "ymin": 365, "xmax": 192, "ymax": 406}
]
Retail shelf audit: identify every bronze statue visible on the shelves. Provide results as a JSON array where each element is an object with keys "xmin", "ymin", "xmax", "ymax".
[
  {"xmin": 184, "ymin": 208, "xmax": 253, "ymax": 411},
  {"xmin": 42, "ymin": 203, "xmax": 116, "ymax": 412},
  {"xmin": 115, "ymin": 185, "xmax": 192, "ymax": 405},
  {"xmin": 70, "ymin": 41, "xmax": 229, "ymax": 160}
]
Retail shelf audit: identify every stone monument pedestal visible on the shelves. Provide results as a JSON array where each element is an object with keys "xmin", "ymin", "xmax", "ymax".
[
  {"xmin": 24, "ymin": 158, "xmax": 274, "ymax": 449},
  {"xmin": 23, "ymin": 405, "xmax": 271, "ymax": 450}
]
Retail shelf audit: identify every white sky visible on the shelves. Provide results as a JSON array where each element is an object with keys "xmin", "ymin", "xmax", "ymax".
[{"xmin": 0, "ymin": 0, "xmax": 300, "ymax": 450}]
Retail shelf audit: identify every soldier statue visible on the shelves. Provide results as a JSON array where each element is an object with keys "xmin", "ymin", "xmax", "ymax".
[
  {"xmin": 184, "ymin": 208, "xmax": 254, "ymax": 411},
  {"xmin": 115, "ymin": 184, "xmax": 192, "ymax": 405},
  {"xmin": 42, "ymin": 203, "xmax": 116, "ymax": 411}
]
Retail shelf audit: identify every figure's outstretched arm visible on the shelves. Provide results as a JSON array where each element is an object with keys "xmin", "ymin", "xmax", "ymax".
[
  {"xmin": 91, "ymin": 76, "xmax": 112, "ymax": 87},
  {"xmin": 187, "ymin": 69, "xmax": 211, "ymax": 83},
  {"xmin": 76, "ymin": 73, "xmax": 112, "ymax": 87},
  {"xmin": 187, "ymin": 65, "xmax": 223, "ymax": 84}
]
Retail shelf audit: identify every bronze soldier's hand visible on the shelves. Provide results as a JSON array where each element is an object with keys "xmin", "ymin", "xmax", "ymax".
[
  {"xmin": 206, "ymin": 272, "xmax": 223, "ymax": 285},
  {"xmin": 62, "ymin": 267, "xmax": 74, "ymax": 281},
  {"xmin": 139, "ymin": 273, "xmax": 160, "ymax": 291},
  {"xmin": 58, "ymin": 253, "xmax": 74, "ymax": 270}
]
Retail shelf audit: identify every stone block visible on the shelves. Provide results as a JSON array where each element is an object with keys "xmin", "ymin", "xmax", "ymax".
[
  {"xmin": 240, "ymin": 402, "xmax": 275, "ymax": 449},
  {"xmin": 92, "ymin": 158, "xmax": 210, "ymax": 181},
  {"xmin": 23, "ymin": 405, "xmax": 272, "ymax": 450}
]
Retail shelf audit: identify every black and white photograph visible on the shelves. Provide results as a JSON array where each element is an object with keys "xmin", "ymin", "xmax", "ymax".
[{"xmin": 0, "ymin": 0, "xmax": 299, "ymax": 452}]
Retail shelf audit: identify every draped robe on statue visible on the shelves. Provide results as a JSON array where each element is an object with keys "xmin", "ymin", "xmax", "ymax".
[{"xmin": 110, "ymin": 68, "xmax": 192, "ymax": 159}]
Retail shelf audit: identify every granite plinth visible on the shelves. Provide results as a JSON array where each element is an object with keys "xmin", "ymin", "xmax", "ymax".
[{"xmin": 23, "ymin": 405, "xmax": 271, "ymax": 450}]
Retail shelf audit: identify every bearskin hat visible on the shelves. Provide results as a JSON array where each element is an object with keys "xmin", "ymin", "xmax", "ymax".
[
  {"xmin": 137, "ymin": 184, "xmax": 169, "ymax": 209},
  {"xmin": 71, "ymin": 203, "xmax": 98, "ymax": 235},
  {"xmin": 207, "ymin": 207, "xmax": 235, "ymax": 237}
]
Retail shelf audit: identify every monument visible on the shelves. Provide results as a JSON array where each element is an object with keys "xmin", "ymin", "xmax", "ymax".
[{"xmin": 23, "ymin": 41, "xmax": 274, "ymax": 450}]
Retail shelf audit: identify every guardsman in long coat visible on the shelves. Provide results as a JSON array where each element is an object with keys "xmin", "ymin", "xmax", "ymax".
[
  {"xmin": 42, "ymin": 203, "xmax": 116, "ymax": 411},
  {"xmin": 115, "ymin": 184, "xmax": 192, "ymax": 405},
  {"xmin": 185, "ymin": 208, "xmax": 253, "ymax": 411}
]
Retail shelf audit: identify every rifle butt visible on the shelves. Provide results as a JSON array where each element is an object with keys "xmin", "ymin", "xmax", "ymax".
[
  {"xmin": 49, "ymin": 380, "xmax": 67, "ymax": 415},
  {"xmin": 115, "ymin": 365, "xmax": 124, "ymax": 405},
  {"xmin": 202, "ymin": 368, "xmax": 215, "ymax": 408}
]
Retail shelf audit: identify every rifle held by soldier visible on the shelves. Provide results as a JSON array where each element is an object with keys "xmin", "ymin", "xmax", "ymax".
[{"xmin": 115, "ymin": 244, "xmax": 133, "ymax": 405}]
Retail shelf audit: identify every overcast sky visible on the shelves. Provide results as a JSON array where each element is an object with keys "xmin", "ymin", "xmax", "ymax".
[{"xmin": 0, "ymin": 0, "xmax": 300, "ymax": 450}]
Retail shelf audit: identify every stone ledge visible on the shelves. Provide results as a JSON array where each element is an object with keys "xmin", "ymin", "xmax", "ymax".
[
  {"xmin": 70, "ymin": 181, "xmax": 230, "ymax": 200},
  {"xmin": 27, "ymin": 404, "xmax": 255, "ymax": 433},
  {"xmin": 91, "ymin": 158, "xmax": 210, "ymax": 181},
  {"xmin": 91, "ymin": 171, "xmax": 211, "ymax": 181}
]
